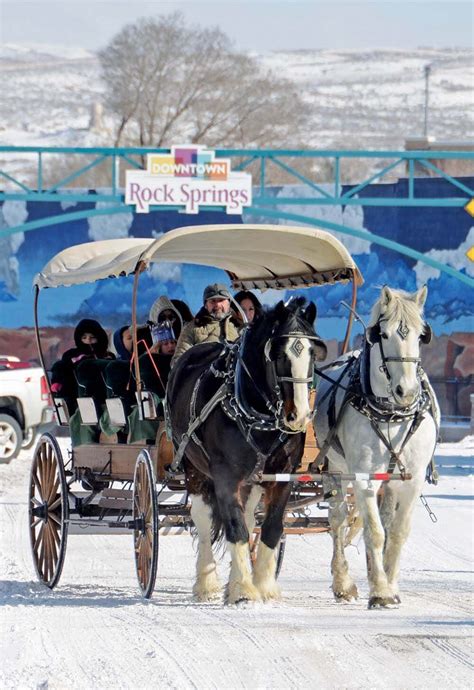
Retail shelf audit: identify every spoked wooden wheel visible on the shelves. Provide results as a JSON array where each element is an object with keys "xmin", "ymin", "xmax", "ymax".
[
  {"xmin": 29, "ymin": 433, "xmax": 69, "ymax": 588},
  {"xmin": 132, "ymin": 450, "xmax": 159, "ymax": 599},
  {"xmin": 250, "ymin": 532, "xmax": 287, "ymax": 579}
]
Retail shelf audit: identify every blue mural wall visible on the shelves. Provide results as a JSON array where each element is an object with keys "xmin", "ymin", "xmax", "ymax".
[{"xmin": 0, "ymin": 177, "xmax": 472, "ymax": 343}]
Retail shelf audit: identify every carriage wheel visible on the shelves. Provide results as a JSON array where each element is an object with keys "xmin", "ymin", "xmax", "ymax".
[
  {"xmin": 28, "ymin": 433, "xmax": 69, "ymax": 588},
  {"xmin": 250, "ymin": 532, "xmax": 287, "ymax": 580},
  {"xmin": 132, "ymin": 450, "xmax": 159, "ymax": 599}
]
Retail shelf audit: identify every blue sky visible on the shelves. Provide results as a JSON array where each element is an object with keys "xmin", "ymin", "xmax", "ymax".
[{"xmin": 2, "ymin": 0, "xmax": 473, "ymax": 52}]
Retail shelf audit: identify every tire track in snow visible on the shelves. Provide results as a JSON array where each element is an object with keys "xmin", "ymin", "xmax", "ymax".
[{"xmin": 429, "ymin": 636, "xmax": 474, "ymax": 670}]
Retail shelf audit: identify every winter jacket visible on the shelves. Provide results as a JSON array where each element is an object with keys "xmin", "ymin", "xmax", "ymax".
[
  {"xmin": 171, "ymin": 307, "xmax": 241, "ymax": 365},
  {"xmin": 50, "ymin": 319, "xmax": 114, "ymax": 399}
]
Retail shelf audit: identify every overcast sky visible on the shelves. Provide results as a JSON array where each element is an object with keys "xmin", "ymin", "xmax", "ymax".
[{"xmin": 1, "ymin": 0, "xmax": 473, "ymax": 52}]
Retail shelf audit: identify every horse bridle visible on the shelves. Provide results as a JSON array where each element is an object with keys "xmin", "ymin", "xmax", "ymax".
[
  {"xmin": 263, "ymin": 332, "xmax": 321, "ymax": 390},
  {"xmin": 366, "ymin": 316, "xmax": 432, "ymax": 391},
  {"xmin": 232, "ymin": 328, "xmax": 319, "ymax": 432}
]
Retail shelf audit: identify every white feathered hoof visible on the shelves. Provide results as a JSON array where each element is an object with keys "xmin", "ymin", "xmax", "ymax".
[
  {"xmin": 253, "ymin": 541, "xmax": 281, "ymax": 601},
  {"xmin": 333, "ymin": 583, "xmax": 359, "ymax": 602},
  {"xmin": 368, "ymin": 595, "xmax": 399, "ymax": 609},
  {"xmin": 193, "ymin": 574, "xmax": 222, "ymax": 602},
  {"xmin": 254, "ymin": 576, "xmax": 281, "ymax": 601},
  {"xmin": 225, "ymin": 580, "xmax": 261, "ymax": 605}
]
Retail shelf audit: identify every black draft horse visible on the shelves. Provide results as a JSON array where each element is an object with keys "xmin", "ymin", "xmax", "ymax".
[{"xmin": 167, "ymin": 297, "xmax": 327, "ymax": 603}]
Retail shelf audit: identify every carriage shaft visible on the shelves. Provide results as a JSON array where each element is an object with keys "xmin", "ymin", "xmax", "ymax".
[{"xmin": 260, "ymin": 472, "xmax": 411, "ymax": 483}]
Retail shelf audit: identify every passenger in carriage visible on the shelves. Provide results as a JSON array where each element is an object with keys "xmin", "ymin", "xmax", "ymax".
[
  {"xmin": 171, "ymin": 283, "xmax": 241, "ymax": 364},
  {"xmin": 103, "ymin": 325, "xmax": 135, "ymax": 403},
  {"xmin": 113, "ymin": 325, "xmax": 133, "ymax": 361},
  {"xmin": 139, "ymin": 321, "xmax": 177, "ymax": 398},
  {"xmin": 50, "ymin": 318, "xmax": 115, "ymax": 411},
  {"xmin": 148, "ymin": 295, "xmax": 185, "ymax": 339},
  {"xmin": 233, "ymin": 290, "xmax": 263, "ymax": 324},
  {"xmin": 125, "ymin": 322, "xmax": 178, "ymax": 446}
]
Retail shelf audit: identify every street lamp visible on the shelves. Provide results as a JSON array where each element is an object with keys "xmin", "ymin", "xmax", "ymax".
[{"xmin": 423, "ymin": 64, "xmax": 432, "ymax": 138}]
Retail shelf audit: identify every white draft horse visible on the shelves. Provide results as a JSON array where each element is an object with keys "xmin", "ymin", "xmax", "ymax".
[{"xmin": 314, "ymin": 286, "xmax": 439, "ymax": 608}]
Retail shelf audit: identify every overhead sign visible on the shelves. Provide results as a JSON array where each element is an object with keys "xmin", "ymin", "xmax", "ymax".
[{"xmin": 125, "ymin": 145, "xmax": 252, "ymax": 214}]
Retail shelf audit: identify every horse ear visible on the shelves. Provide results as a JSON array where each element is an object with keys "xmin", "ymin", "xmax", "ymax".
[
  {"xmin": 366, "ymin": 324, "xmax": 380, "ymax": 345},
  {"xmin": 420, "ymin": 322, "xmax": 432, "ymax": 344},
  {"xmin": 274, "ymin": 300, "xmax": 287, "ymax": 320},
  {"xmin": 414, "ymin": 285, "xmax": 428, "ymax": 308},
  {"xmin": 304, "ymin": 301, "xmax": 317, "ymax": 325},
  {"xmin": 381, "ymin": 285, "xmax": 392, "ymax": 308}
]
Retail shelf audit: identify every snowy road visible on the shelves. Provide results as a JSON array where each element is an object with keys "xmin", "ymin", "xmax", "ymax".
[{"xmin": 1, "ymin": 439, "xmax": 472, "ymax": 689}]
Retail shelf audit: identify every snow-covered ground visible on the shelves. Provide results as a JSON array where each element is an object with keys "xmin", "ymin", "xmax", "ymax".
[{"xmin": 1, "ymin": 436, "xmax": 472, "ymax": 689}]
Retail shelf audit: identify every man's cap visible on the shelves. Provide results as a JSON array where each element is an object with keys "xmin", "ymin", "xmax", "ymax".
[{"xmin": 203, "ymin": 283, "xmax": 231, "ymax": 303}]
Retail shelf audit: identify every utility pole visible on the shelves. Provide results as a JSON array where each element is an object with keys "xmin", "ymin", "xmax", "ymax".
[{"xmin": 423, "ymin": 64, "xmax": 432, "ymax": 137}]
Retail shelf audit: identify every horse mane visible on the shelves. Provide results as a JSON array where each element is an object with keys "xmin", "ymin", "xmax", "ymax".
[
  {"xmin": 250, "ymin": 296, "xmax": 313, "ymax": 342},
  {"xmin": 369, "ymin": 288, "xmax": 424, "ymax": 333}
]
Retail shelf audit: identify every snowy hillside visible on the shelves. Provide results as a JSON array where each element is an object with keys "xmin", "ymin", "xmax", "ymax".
[{"xmin": 0, "ymin": 42, "xmax": 472, "ymax": 155}]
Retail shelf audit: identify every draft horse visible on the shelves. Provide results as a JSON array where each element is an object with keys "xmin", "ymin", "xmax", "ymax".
[
  {"xmin": 167, "ymin": 297, "xmax": 326, "ymax": 603},
  {"xmin": 314, "ymin": 286, "xmax": 439, "ymax": 608}
]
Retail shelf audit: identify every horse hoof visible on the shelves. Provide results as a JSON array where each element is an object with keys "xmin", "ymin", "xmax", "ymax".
[
  {"xmin": 393, "ymin": 594, "xmax": 401, "ymax": 604},
  {"xmin": 334, "ymin": 584, "xmax": 358, "ymax": 601},
  {"xmin": 225, "ymin": 581, "xmax": 261, "ymax": 605},
  {"xmin": 256, "ymin": 583, "xmax": 281, "ymax": 602},
  {"xmin": 193, "ymin": 579, "xmax": 222, "ymax": 602},
  {"xmin": 368, "ymin": 595, "xmax": 398, "ymax": 609}
]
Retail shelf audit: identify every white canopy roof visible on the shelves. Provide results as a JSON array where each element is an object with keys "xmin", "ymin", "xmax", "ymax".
[{"xmin": 34, "ymin": 224, "xmax": 363, "ymax": 290}]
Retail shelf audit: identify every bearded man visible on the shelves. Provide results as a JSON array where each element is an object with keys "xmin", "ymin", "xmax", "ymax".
[{"xmin": 171, "ymin": 283, "xmax": 240, "ymax": 364}]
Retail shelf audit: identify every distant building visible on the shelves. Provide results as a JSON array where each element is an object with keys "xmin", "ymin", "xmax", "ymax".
[{"xmin": 405, "ymin": 137, "xmax": 474, "ymax": 177}]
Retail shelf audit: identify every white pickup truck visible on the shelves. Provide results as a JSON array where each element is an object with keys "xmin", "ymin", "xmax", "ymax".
[{"xmin": 0, "ymin": 357, "xmax": 54, "ymax": 462}]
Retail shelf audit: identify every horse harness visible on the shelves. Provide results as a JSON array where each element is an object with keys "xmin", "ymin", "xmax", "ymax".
[
  {"xmin": 314, "ymin": 317, "xmax": 439, "ymax": 483},
  {"xmin": 167, "ymin": 326, "xmax": 317, "ymax": 482}
]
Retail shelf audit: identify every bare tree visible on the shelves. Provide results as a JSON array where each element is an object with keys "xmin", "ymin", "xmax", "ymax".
[{"xmin": 99, "ymin": 13, "xmax": 310, "ymax": 149}]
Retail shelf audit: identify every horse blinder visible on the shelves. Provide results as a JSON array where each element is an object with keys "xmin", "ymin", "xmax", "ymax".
[
  {"xmin": 366, "ymin": 324, "xmax": 380, "ymax": 346},
  {"xmin": 313, "ymin": 338, "xmax": 327, "ymax": 362},
  {"xmin": 420, "ymin": 323, "xmax": 432, "ymax": 344}
]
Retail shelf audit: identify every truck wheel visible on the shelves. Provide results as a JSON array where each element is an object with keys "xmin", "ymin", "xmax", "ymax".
[
  {"xmin": 21, "ymin": 427, "xmax": 36, "ymax": 450},
  {"xmin": 0, "ymin": 414, "xmax": 23, "ymax": 463}
]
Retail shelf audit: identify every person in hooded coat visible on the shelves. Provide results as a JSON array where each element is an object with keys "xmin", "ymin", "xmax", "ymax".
[
  {"xmin": 148, "ymin": 295, "xmax": 185, "ymax": 339},
  {"xmin": 113, "ymin": 325, "xmax": 133, "ymax": 362},
  {"xmin": 51, "ymin": 319, "xmax": 115, "ymax": 412},
  {"xmin": 103, "ymin": 326, "xmax": 135, "ymax": 403},
  {"xmin": 140, "ymin": 320, "xmax": 176, "ymax": 399}
]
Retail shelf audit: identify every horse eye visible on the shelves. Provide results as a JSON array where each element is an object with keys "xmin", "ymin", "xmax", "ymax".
[{"xmin": 381, "ymin": 333, "xmax": 389, "ymax": 340}]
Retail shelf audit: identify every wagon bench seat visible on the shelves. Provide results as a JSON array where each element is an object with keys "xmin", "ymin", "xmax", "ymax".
[{"xmin": 73, "ymin": 444, "xmax": 160, "ymax": 481}]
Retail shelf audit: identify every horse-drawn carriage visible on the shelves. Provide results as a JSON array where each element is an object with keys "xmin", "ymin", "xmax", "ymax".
[{"xmin": 30, "ymin": 224, "xmax": 438, "ymax": 606}]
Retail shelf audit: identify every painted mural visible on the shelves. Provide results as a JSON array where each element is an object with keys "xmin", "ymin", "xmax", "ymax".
[{"xmin": 0, "ymin": 177, "xmax": 472, "ymax": 417}]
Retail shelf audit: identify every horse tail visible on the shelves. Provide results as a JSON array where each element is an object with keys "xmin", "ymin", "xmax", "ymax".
[
  {"xmin": 204, "ymin": 484, "xmax": 226, "ymax": 548},
  {"xmin": 188, "ymin": 470, "xmax": 226, "ymax": 548}
]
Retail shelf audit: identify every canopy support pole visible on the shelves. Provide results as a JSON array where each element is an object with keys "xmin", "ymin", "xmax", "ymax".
[
  {"xmin": 34, "ymin": 285, "xmax": 61, "ymax": 419},
  {"xmin": 341, "ymin": 272, "xmax": 357, "ymax": 354},
  {"xmin": 131, "ymin": 261, "xmax": 146, "ymax": 393}
]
